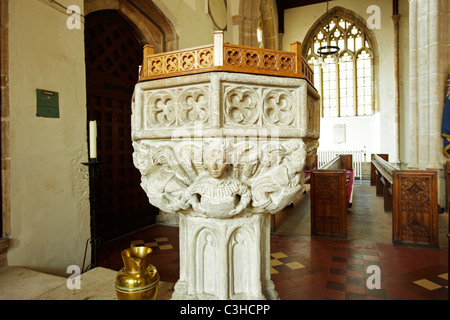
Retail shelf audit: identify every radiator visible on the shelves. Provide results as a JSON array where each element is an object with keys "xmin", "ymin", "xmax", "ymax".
[{"xmin": 317, "ymin": 149, "xmax": 366, "ymax": 180}]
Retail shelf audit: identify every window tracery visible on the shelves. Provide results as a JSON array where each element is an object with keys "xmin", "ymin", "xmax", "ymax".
[{"xmin": 305, "ymin": 15, "xmax": 375, "ymax": 118}]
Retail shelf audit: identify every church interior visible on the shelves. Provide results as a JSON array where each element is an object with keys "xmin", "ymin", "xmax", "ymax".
[{"xmin": 0, "ymin": 0, "xmax": 449, "ymax": 301}]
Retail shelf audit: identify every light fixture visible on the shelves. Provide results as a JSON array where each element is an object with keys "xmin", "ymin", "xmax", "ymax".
[{"xmin": 317, "ymin": 0, "xmax": 340, "ymax": 56}]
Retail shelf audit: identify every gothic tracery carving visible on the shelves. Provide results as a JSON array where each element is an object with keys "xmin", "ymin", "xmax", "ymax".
[{"xmin": 144, "ymin": 86, "xmax": 210, "ymax": 128}]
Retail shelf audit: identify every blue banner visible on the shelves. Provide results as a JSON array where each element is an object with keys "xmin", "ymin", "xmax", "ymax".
[{"xmin": 442, "ymin": 69, "xmax": 450, "ymax": 157}]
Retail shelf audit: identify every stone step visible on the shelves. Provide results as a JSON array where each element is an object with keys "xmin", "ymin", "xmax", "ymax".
[{"xmin": 0, "ymin": 266, "xmax": 174, "ymax": 300}]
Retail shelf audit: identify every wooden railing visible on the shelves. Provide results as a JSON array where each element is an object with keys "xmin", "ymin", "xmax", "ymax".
[
  {"xmin": 371, "ymin": 154, "xmax": 439, "ymax": 248},
  {"xmin": 139, "ymin": 31, "xmax": 314, "ymax": 85}
]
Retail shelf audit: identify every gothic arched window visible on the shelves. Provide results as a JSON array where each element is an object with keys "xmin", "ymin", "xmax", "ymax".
[{"xmin": 304, "ymin": 10, "xmax": 376, "ymax": 118}]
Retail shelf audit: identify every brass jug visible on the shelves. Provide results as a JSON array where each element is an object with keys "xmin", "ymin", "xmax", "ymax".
[{"xmin": 115, "ymin": 246, "xmax": 160, "ymax": 300}]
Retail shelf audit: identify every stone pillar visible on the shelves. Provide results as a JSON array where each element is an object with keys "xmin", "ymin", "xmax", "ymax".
[
  {"xmin": 407, "ymin": 0, "xmax": 419, "ymax": 169},
  {"xmin": 427, "ymin": 0, "xmax": 447, "ymax": 170},
  {"xmin": 392, "ymin": 1, "xmax": 401, "ymax": 167},
  {"xmin": 407, "ymin": 0, "xmax": 450, "ymax": 205},
  {"xmin": 172, "ymin": 212, "xmax": 277, "ymax": 300}
]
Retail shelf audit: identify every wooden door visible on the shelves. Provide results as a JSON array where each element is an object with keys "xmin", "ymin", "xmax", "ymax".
[{"xmin": 85, "ymin": 10, "xmax": 157, "ymax": 243}]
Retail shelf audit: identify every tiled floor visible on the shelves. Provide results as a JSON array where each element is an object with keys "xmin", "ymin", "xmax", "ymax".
[
  {"xmin": 269, "ymin": 235, "xmax": 447, "ymax": 300},
  {"xmin": 96, "ymin": 182, "xmax": 449, "ymax": 300}
]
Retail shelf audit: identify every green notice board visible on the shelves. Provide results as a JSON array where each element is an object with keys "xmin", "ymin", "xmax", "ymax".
[{"xmin": 36, "ymin": 89, "xmax": 59, "ymax": 118}]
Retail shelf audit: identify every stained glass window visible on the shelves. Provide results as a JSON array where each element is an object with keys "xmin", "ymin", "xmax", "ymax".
[
  {"xmin": 356, "ymin": 50, "xmax": 373, "ymax": 116},
  {"xmin": 306, "ymin": 16, "xmax": 374, "ymax": 118}
]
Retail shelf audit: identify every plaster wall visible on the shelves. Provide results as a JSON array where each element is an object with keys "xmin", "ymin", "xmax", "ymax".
[
  {"xmin": 152, "ymin": 0, "xmax": 273, "ymax": 49},
  {"xmin": 7, "ymin": 0, "xmax": 90, "ymax": 275},
  {"xmin": 153, "ymin": 0, "xmax": 219, "ymax": 48}
]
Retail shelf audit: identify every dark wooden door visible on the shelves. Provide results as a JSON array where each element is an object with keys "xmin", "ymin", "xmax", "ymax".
[{"xmin": 85, "ymin": 10, "xmax": 156, "ymax": 244}]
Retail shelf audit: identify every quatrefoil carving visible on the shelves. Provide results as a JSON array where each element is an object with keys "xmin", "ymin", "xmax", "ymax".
[
  {"xmin": 146, "ymin": 91, "xmax": 176, "ymax": 127},
  {"xmin": 181, "ymin": 53, "xmax": 196, "ymax": 70},
  {"xmin": 263, "ymin": 54, "xmax": 277, "ymax": 71},
  {"xmin": 145, "ymin": 87, "xmax": 210, "ymax": 128},
  {"xmin": 225, "ymin": 87, "xmax": 259, "ymax": 125},
  {"xmin": 179, "ymin": 89, "xmax": 209, "ymax": 125},
  {"xmin": 226, "ymin": 50, "xmax": 242, "ymax": 66},
  {"xmin": 198, "ymin": 50, "xmax": 213, "ymax": 68},
  {"xmin": 245, "ymin": 52, "xmax": 260, "ymax": 68},
  {"xmin": 263, "ymin": 90, "xmax": 295, "ymax": 126},
  {"xmin": 166, "ymin": 55, "xmax": 179, "ymax": 72},
  {"xmin": 150, "ymin": 58, "xmax": 163, "ymax": 74},
  {"xmin": 280, "ymin": 56, "xmax": 294, "ymax": 72}
]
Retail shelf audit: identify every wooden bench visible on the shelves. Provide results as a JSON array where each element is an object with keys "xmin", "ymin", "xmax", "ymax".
[
  {"xmin": 371, "ymin": 154, "xmax": 396, "ymax": 212},
  {"xmin": 371, "ymin": 154, "xmax": 439, "ymax": 248},
  {"xmin": 310, "ymin": 154, "xmax": 354, "ymax": 238}
]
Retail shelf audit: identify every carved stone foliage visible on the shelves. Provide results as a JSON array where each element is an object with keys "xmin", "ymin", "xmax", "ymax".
[{"xmin": 133, "ymin": 138, "xmax": 306, "ymax": 218}]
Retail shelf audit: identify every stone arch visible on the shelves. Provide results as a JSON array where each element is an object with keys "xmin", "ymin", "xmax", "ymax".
[
  {"xmin": 195, "ymin": 227, "xmax": 219, "ymax": 296},
  {"xmin": 227, "ymin": 227, "xmax": 252, "ymax": 298},
  {"xmin": 302, "ymin": 6, "xmax": 378, "ymax": 59},
  {"xmin": 260, "ymin": 0, "xmax": 279, "ymax": 50},
  {"xmin": 84, "ymin": 0, "xmax": 178, "ymax": 52}
]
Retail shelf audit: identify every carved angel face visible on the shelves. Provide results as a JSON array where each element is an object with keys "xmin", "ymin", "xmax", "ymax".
[{"xmin": 204, "ymin": 147, "xmax": 228, "ymax": 179}]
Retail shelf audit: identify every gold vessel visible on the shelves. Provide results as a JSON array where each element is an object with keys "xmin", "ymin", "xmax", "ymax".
[{"xmin": 115, "ymin": 246, "xmax": 160, "ymax": 300}]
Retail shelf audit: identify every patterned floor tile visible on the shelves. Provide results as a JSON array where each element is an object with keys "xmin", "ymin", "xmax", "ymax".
[
  {"xmin": 270, "ymin": 252, "xmax": 306, "ymax": 274},
  {"xmin": 130, "ymin": 237, "xmax": 174, "ymax": 251},
  {"xmin": 413, "ymin": 274, "xmax": 449, "ymax": 293}
]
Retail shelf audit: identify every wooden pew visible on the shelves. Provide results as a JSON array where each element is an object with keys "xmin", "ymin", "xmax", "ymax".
[
  {"xmin": 310, "ymin": 154, "xmax": 353, "ymax": 238},
  {"xmin": 371, "ymin": 154, "xmax": 396, "ymax": 212},
  {"xmin": 392, "ymin": 170, "xmax": 438, "ymax": 247},
  {"xmin": 370, "ymin": 154, "xmax": 388, "ymax": 186},
  {"xmin": 371, "ymin": 155, "xmax": 439, "ymax": 248}
]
